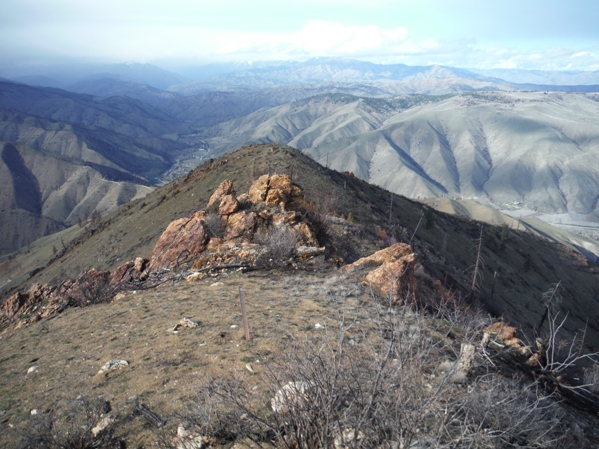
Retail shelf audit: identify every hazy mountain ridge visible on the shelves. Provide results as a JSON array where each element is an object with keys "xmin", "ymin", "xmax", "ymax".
[
  {"xmin": 0, "ymin": 81, "xmax": 189, "ymax": 141},
  {"xmin": 0, "ymin": 141, "xmax": 152, "ymax": 254},
  {"xmin": 65, "ymin": 77, "xmax": 181, "ymax": 106},
  {"xmin": 0, "ymin": 82, "xmax": 197, "ymax": 254},
  {"xmin": 204, "ymin": 91, "xmax": 599, "ymax": 218},
  {"xmin": 5, "ymin": 62, "xmax": 185, "ymax": 90},
  {"xmin": 168, "ymin": 59, "xmax": 511, "ymax": 95},
  {"xmin": 469, "ymin": 67, "xmax": 599, "ymax": 85}
]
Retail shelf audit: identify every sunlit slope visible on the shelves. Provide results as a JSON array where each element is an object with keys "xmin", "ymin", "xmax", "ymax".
[
  {"xmin": 206, "ymin": 92, "xmax": 599, "ymax": 217},
  {"xmin": 0, "ymin": 141, "xmax": 152, "ymax": 254}
]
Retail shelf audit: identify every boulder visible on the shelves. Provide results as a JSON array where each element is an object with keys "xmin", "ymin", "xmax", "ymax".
[
  {"xmin": 207, "ymin": 180, "xmax": 235, "ymax": 209},
  {"xmin": 170, "ymin": 318, "xmax": 201, "ymax": 332},
  {"xmin": 98, "ymin": 359, "xmax": 129, "ymax": 375},
  {"xmin": 342, "ymin": 243, "xmax": 417, "ymax": 301},
  {"xmin": 248, "ymin": 174, "xmax": 270, "ymax": 204},
  {"xmin": 224, "ymin": 212, "xmax": 257, "ymax": 241},
  {"xmin": 218, "ymin": 194, "xmax": 239, "ymax": 216},
  {"xmin": 150, "ymin": 215, "xmax": 209, "ymax": 271},
  {"xmin": 110, "ymin": 257, "xmax": 148, "ymax": 286},
  {"xmin": 265, "ymin": 188, "xmax": 287, "ymax": 207},
  {"xmin": 292, "ymin": 222, "xmax": 319, "ymax": 247},
  {"xmin": 271, "ymin": 381, "xmax": 313, "ymax": 413}
]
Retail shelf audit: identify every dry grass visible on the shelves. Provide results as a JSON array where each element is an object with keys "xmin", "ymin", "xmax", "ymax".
[{"xmin": 0, "ymin": 269, "xmax": 374, "ymax": 447}]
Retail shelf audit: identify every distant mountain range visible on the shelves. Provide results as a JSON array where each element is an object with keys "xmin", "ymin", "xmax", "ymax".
[
  {"xmin": 204, "ymin": 91, "xmax": 599, "ymax": 220},
  {"xmin": 0, "ymin": 81, "xmax": 191, "ymax": 254},
  {"xmin": 4, "ymin": 58, "xmax": 599, "ymax": 96},
  {"xmin": 2, "ymin": 58, "xmax": 599, "ymax": 254}
]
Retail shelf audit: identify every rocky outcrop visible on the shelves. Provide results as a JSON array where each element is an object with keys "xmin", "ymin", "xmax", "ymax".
[
  {"xmin": 149, "ymin": 211, "xmax": 209, "ymax": 271},
  {"xmin": 110, "ymin": 257, "xmax": 149, "ymax": 285},
  {"xmin": 207, "ymin": 179, "xmax": 235, "ymax": 209},
  {"xmin": 342, "ymin": 243, "xmax": 417, "ymax": 301},
  {"xmin": 2, "ymin": 175, "xmax": 323, "ymax": 329}
]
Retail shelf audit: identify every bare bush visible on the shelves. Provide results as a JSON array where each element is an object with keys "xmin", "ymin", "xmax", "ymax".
[
  {"xmin": 254, "ymin": 226, "xmax": 299, "ymax": 269},
  {"xmin": 203, "ymin": 213, "xmax": 226, "ymax": 239},
  {"xmin": 447, "ymin": 375, "xmax": 570, "ymax": 448}
]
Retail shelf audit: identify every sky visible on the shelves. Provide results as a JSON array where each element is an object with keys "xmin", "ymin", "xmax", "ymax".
[{"xmin": 1, "ymin": 0, "xmax": 598, "ymax": 72}]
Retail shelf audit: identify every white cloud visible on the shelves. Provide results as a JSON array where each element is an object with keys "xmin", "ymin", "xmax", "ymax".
[{"xmin": 214, "ymin": 21, "xmax": 416, "ymax": 60}]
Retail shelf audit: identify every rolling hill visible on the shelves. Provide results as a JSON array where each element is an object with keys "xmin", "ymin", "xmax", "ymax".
[
  {"xmin": 1, "ymin": 143, "xmax": 599, "ymax": 447},
  {"xmin": 204, "ymin": 91, "xmax": 599, "ymax": 220},
  {"xmin": 0, "ymin": 82, "xmax": 195, "ymax": 254},
  {"xmin": 2, "ymin": 143, "xmax": 599, "ymax": 350}
]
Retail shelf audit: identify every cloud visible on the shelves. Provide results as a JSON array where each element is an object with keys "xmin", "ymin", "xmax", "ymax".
[{"xmin": 213, "ymin": 21, "xmax": 448, "ymax": 61}]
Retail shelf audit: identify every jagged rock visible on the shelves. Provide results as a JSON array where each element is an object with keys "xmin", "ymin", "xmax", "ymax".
[
  {"xmin": 134, "ymin": 257, "xmax": 148, "ymax": 272},
  {"xmin": 265, "ymin": 188, "xmax": 287, "ymax": 207},
  {"xmin": 1, "ymin": 292, "xmax": 31, "ymax": 319},
  {"xmin": 207, "ymin": 180, "xmax": 235, "ymax": 209},
  {"xmin": 248, "ymin": 174, "xmax": 270, "ymax": 204},
  {"xmin": 218, "ymin": 194, "xmax": 239, "ymax": 216},
  {"xmin": 292, "ymin": 222, "xmax": 319, "ymax": 247},
  {"xmin": 150, "ymin": 213, "xmax": 209, "ymax": 271},
  {"xmin": 110, "ymin": 258, "xmax": 148, "ymax": 286},
  {"xmin": 236, "ymin": 193, "xmax": 250, "ymax": 209},
  {"xmin": 224, "ymin": 212, "xmax": 257, "ymax": 241},
  {"xmin": 342, "ymin": 243, "xmax": 417, "ymax": 301},
  {"xmin": 268, "ymin": 174, "xmax": 293, "ymax": 194},
  {"xmin": 98, "ymin": 359, "xmax": 129, "ymax": 374}
]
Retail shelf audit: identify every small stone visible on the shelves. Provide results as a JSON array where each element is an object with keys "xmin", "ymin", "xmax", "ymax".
[
  {"xmin": 91, "ymin": 415, "xmax": 114, "ymax": 437},
  {"xmin": 170, "ymin": 318, "xmax": 201, "ymax": 332},
  {"xmin": 230, "ymin": 324, "xmax": 239, "ymax": 329},
  {"xmin": 27, "ymin": 366, "xmax": 39, "ymax": 374},
  {"xmin": 30, "ymin": 409, "xmax": 38, "ymax": 415},
  {"xmin": 314, "ymin": 323, "xmax": 325, "ymax": 329},
  {"xmin": 245, "ymin": 363, "xmax": 255, "ymax": 374},
  {"xmin": 98, "ymin": 359, "xmax": 129, "ymax": 375}
]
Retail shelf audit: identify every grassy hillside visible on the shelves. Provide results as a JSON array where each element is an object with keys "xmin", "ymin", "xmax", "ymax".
[
  {"xmin": 1, "ymin": 143, "xmax": 599, "ymax": 447},
  {"xmin": 2, "ymin": 143, "xmax": 599, "ymax": 350}
]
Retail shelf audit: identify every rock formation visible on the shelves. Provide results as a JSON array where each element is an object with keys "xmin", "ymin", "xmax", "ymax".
[
  {"xmin": 1, "ymin": 174, "xmax": 325, "ymax": 328},
  {"xmin": 342, "ymin": 243, "xmax": 417, "ymax": 301}
]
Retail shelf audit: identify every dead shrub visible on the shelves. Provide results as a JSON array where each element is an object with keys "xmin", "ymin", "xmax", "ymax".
[
  {"xmin": 254, "ymin": 226, "xmax": 299, "ymax": 269},
  {"xmin": 203, "ymin": 213, "xmax": 226, "ymax": 239}
]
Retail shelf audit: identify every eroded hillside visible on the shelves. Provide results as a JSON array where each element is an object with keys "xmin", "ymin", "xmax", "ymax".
[{"xmin": 205, "ymin": 92, "xmax": 599, "ymax": 220}]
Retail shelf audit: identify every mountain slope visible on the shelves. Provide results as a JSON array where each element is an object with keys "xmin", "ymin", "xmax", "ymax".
[
  {"xmin": 2, "ymin": 144, "xmax": 599, "ymax": 353},
  {"xmin": 0, "ymin": 141, "xmax": 152, "ymax": 254},
  {"xmin": 0, "ymin": 81, "xmax": 189, "ymax": 142},
  {"xmin": 0, "ymin": 83, "xmax": 194, "ymax": 254},
  {"xmin": 205, "ymin": 91, "xmax": 599, "ymax": 218}
]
